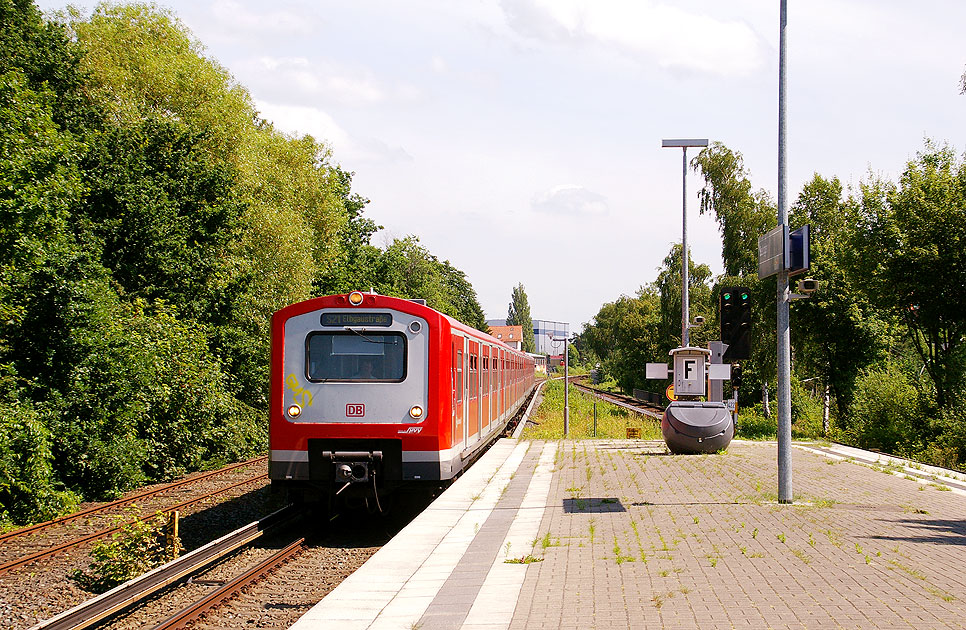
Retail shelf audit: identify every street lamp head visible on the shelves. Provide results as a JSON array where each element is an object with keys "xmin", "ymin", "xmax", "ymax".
[{"xmin": 662, "ymin": 138, "xmax": 709, "ymax": 148}]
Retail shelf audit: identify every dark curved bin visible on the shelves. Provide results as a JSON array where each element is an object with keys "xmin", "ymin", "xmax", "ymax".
[{"xmin": 661, "ymin": 401, "xmax": 734, "ymax": 454}]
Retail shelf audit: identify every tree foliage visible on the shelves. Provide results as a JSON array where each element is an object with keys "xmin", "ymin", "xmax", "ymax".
[
  {"xmin": 506, "ymin": 284, "xmax": 535, "ymax": 353},
  {"xmin": 0, "ymin": 1, "xmax": 490, "ymax": 525},
  {"xmin": 692, "ymin": 142, "xmax": 775, "ymax": 278}
]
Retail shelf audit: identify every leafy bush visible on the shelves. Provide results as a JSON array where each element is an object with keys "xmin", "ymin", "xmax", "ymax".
[
  {"xmin": 837, "ymin": 362, "xmax": 925, "ymax": 456},
  {"xmin": 71, "ymin": 508, "xmax": 181, "ymax": 593},
  {"xmin": 735, "ymin": 403, "xmax": 776, "ymax": 440},
  {"xmin": 920, "ymin": 400, "xmax": 966, "ymax": 471},
  {"xmin": 0, "ymin": 400, "xmax": 79, "ymax": 527},
  {"xmin": 50, "ymin": 299, "xmax": 264, "ymax": 499},
  {"xmin": 790, "ymin": 377, "xmax": 824, "ymax": 438}
]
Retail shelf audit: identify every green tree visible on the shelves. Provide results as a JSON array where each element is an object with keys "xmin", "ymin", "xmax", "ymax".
[
  {"xmin": 506, "ymin": 284, "xmax": 535, "ymax": 353},
  {"xmin": 789, "ymin": 174, "xmax": 897, "ymax": 418},
  {"xmin": 856, "ymin": 143, "xmax": 966, "ymax": 409},
  {"xmin": 375, "ymin": 236, "xmax": 487, "ymax": 330},
  {"xmin": 692, "ymin": 142, "xmax": 775, "ymax": 277},
  {"xmin": 581, "ymin": 287, "xmax": 663, "ymax": 394},
  {"xmin": 653, "ymin": 244, "xmax": 714, "ymax": 350}
]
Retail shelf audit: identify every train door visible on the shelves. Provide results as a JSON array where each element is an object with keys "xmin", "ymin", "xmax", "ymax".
[
  {"xmin": 481, "ymin": 348, "xmax": 490, "ymax": 433},
  {"xmin": 467, "ymin": 340, "xmax": 479, "ymax": 441},
  {"xmin": 502, "ymin": 350, "xmax": 506, "ymax": 418},
  {"xmin": 460, "ymin": 337, "xmax": 470, "ymax": 446},
  {"xmin": 453, "ymin": 336, "xmax": 463, "ymax": 447},
  {"xmin": 486, "ymin": 346, "xmax": 496, "ymax": 423}
]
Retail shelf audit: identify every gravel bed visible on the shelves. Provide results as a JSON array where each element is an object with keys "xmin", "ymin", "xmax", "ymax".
[{"xmin": 0, "ymin": 461, "xmax": 279, "ymax": 630}]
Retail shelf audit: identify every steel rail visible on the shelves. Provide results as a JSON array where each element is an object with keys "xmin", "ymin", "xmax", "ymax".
[
  {"xmin": 571, "ymin": 381, "xmax": 664, "ymax": 420},
  {"xmin": 151, "ymin": 537, "xmax": 305, "ymax": 630},
  {"xmin": 0, "ymin": 473, "xmax": 267, "ymax": 577},
  {"xmin": 0, "ymin": 456, "xmax": 268, "ymax": 544},
  {"xmin": 28, "ymin": 505, "xmax": 299, "ymax": 630}
]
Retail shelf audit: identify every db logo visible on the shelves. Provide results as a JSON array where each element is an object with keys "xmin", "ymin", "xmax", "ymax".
[{"xmin": 346, "ymin": 404, "xmax": 365, "ymax": 417}]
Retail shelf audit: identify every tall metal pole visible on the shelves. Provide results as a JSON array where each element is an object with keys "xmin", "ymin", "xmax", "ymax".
[
  {"xmin": 564, "ymin": 337, "xmax": 569, "ymax": 436},
  {"xmin": 681, "ymin": 147, "xmax": 690, "ymax": 348},
  {"xmin": 776, "ymin": 0, "xmax": 793, "ymax": 504}
]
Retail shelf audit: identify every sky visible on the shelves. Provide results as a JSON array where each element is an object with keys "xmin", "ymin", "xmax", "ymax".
[{"xmin": 37, "ymin": 0, "xmax": 966, "ymax": 332}]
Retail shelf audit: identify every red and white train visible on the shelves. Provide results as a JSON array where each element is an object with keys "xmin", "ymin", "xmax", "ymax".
[{"xmin": 269, "ymin": 291, "xmax": 535, "ymax": 506}]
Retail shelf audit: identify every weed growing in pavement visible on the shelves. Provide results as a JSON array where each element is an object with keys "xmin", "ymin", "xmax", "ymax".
[
  {"xmin": 504, "ymin": 555, "xmax": 544, "ymax": 564},
  {"xmin": 541, "ymin": 531, "xmax": 560, "ymax": 549},
  {"xmin": 589, "ymin": 519, "xmax": 596, "ymax": 543},
  {"xmin": 613, "ymin": 539, "xmax": 634, "ymax": 564},
  {"xmin": 924, "ymin": 585, "xmax": 956, "ymax": 602},
  {"xmin": 888, "ymin": 559, "xmax": 926, "ymax": 580},
  {"xmin": 854, "ymin": 542, "xmax": 863, "ymax": 554},
  {"xmin": 504, "ymin": 541, "xmax": 512, "ymax": 557},
  {"xmin": 791, "ymin": 548, "xmax": 810, "ymax": 564},
  {"xmin": 808, "ymin": 533, "xmax": 815, "ymax": 547},
  {"xmin": 752, "ymin": 528, "xmax": 759, "ymax": 539}
]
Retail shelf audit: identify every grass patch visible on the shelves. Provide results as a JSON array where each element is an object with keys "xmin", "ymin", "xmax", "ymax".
[{"xmin": 521, "ymin": 380, "xmax": 661, "ymax": 440}]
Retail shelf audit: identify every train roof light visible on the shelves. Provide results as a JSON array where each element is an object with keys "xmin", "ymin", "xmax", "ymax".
[{"xmin": 348, "ymin": 291, "xmax": 365, "ymax": 306}]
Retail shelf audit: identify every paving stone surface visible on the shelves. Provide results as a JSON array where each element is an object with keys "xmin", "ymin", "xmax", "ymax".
[{"xmin": 508, "ymin": 440, "xmax": 966, "ymax": 630}]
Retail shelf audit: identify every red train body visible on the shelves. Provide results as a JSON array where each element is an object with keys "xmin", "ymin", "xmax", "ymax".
[{"xmin": 269, "ymin": 292, "xmax": 535, "ymax": 504}]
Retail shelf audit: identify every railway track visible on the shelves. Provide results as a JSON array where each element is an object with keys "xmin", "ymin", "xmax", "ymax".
[
  {"xmin": 0, "ymin": 456, "xmax": 268, "ymax": 546},
  {"xmin": 0, "ymin": 457, "xmax": 268, "ymax": 578},
  {"xmin": 571, "ymin": 378, "xmax": 664, "ymax": 419},
  {"xmin": 31, "ymin": 493, "xmax": 434, "ymax": 630},
  {"xmin": 31, "ymin": 505, "xmax": 301, "ymax": 630}
]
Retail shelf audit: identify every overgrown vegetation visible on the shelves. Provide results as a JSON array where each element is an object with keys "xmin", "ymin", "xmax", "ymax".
[
  {"xmin": 0, "ymin": 0, "xmax": 489, "ymax": 527},
  {"xmin": 522, "ymin": 380, "xmax": 662, "ymax": 440},
  {"xmin": 580, "ymin": 140, "xmax": 966, "ymax": 469},
  {"xmin": 70, "ymin": 508, "xmax": 181, "ymax": 593}
]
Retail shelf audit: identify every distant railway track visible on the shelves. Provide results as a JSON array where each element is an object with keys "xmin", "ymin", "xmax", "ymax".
[
  {"xmin": 571, "ymin": 378, "xmax": 664, "ymax": 419},
  {"xmin": 0, "ymin": 457, "xmax": 269, "ymax": 578}
]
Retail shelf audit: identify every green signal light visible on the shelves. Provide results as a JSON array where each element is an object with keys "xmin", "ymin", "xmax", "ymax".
[
  {"xmin": 723, "ymin": 293, "xmax": 731, "ymax": 301},
  {"xmin": 741, "ymin": 293, "xmax": 749, "ymax": 300}
]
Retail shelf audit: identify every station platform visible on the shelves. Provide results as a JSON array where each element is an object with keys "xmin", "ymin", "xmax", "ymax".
[{"xmin": 291, "ymin": 436, "xmax": 966, "ymax": 630}]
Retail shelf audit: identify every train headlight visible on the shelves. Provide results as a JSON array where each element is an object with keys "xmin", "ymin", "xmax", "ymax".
[
  {"xmin": 409, "ymin": 405, "xmax": 424, "ymax": 420},
  {"xmin": 286, "ymin": 404, "xmax": 302, "ymax": 419},
  {"xmin": 348, "ymin": 291, "xmax": 365, "ymax": 306}
]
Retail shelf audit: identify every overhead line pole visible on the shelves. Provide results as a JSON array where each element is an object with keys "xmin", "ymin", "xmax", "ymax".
[{"xmin": 777, "ymin": 0, "xmax": 793, "ymax": 504}]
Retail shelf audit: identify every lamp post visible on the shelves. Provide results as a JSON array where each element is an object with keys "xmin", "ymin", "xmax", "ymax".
[
  {"xmin": 662, "ymin": 138, "xmax": 709, "ymax": 348},
  {"xmin": 549, "ymin": 333, "xmax": 571, "ymax": 436}
]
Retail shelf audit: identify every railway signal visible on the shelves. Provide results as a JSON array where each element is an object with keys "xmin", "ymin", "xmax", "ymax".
[{"xmin": 720, "ymin": 287, "xmax": 751, "ymax": 360}]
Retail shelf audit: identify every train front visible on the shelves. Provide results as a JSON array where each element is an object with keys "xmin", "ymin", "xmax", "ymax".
[{"xmin": 269, "ymin": 292, "xmax": 448, "ymax": 507}]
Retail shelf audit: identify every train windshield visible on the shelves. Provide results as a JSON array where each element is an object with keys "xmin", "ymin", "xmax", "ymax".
[{"xmin": 306, "ymin": 331, "xmax": 407, "ymax": 382}]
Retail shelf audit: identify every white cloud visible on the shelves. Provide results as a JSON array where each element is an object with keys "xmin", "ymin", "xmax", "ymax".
[
  {"xmin": 210, "ymin": 0, "xmax": 319, "ymax": 36},
  {"xmin": 532, "ymin": 185, "xmax": 609, "ymax": 216},
  {"xmin": 499, "ymin": 0, "xmax": 767, "ymax": 77},
  {"xmin": 253, "ymin": 57, "xmax": 401, "ymax": 106},
  {"xmin": 254, "ymin": 100, "xmax": 413, "ymax": 166}
]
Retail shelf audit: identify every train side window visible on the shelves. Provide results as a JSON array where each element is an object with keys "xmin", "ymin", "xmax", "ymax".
[{"xmin": 457, "ymin": 350, "xmax": 463, "ymax": 402}]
